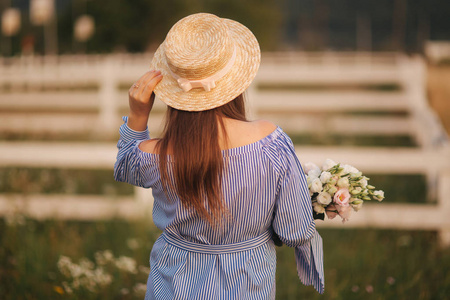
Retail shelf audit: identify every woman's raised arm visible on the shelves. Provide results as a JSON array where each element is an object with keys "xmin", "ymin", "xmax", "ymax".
[{"xmin": 127, "ymin": 70, "xmax": 162, "ymax": 131}]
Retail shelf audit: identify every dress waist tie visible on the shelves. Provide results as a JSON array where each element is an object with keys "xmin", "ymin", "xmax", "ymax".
[{"xmin": 162, "ymin": 231, "xmax": 272, "ymax": 255}]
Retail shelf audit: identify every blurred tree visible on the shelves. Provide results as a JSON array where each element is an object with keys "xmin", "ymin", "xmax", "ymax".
[
  {"xmin": 56, "ymin": 0, "xmax": 281, "ymax": 53},
  {"xmin": 392, "ymin": 0, "xmax": 407, "ymax": 52},
  {"xmin": 3, "ymin": 0, "xmax": 449, "ymax": 55}
]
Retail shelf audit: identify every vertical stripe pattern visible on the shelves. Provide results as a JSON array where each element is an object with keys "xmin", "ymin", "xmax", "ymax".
[{"xmin": 114, "ymin": 117, "xmax": 325, "ymax": 299}]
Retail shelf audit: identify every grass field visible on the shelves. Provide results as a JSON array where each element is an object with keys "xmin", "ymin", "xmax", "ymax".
[{"xmin": 1, "ymin": 218, "xmax": 449, "ymax": 300}]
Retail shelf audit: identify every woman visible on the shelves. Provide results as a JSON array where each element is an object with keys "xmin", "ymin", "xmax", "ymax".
[{"xmin": 115, "ymin": 13, "xmax": 324, "ymax": 299}]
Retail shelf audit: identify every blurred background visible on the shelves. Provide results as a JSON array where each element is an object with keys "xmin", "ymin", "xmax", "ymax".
[{"xmin": 1, "ymin": 0, "xmax": 450, "ymax": 299}]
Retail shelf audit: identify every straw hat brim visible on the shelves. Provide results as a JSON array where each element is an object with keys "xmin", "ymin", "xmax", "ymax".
[{"xmin": 150, "ymin": 18, "xmax": 261, "ymax": 112}]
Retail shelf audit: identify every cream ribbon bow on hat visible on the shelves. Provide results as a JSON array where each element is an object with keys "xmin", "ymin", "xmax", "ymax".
[
  {"xmin": 169, "ymin": 47, "xmax": 237, "ymax": 93},
  {"xmin": 177, "ymin": 78, "xmax": 217, "ymax": 92}
]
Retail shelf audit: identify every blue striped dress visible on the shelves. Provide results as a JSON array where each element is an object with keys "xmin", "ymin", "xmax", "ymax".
[{"xmin": 114, "ymin": 117, "xmax": 325, "ymax": 299}]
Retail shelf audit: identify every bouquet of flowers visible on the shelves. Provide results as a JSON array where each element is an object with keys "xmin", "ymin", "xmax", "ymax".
[{"xmin": 304, "ymin": 159, "xmax": 385, "ymax": 223}]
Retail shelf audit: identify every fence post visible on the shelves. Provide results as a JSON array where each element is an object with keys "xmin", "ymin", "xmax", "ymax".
[
  {"xmin": 438, "ymin": 169, "xmax": 450, "ymax": 248},
  {"xmin": 96, "ymin": 55, "xmax": 119, "ymax": 138}
]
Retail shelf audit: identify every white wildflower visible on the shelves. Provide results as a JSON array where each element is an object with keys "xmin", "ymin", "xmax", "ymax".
[
  {"xmin": 72, "ymin": 278, "xmax": 80, "ymax": 290},
  {"xmin": 62, "ymin": 282, "xmax": 73, "ymax": 294},
  {"xmin": 79, "ymin": 258, "xmax": 94, "ymax": 270},
  {"xmin": 4, "ymin": 212, "xmax": 26, "ymax": 227},
  {"xmin": 121, "ymin": 288, "xmax": 130, "ymax": 295},
  {"xmin": 115, "ymin": 256, "xmax": 137, "ymax": 274},
  {"xmin": 127, "ymin": 238, "xmax": 140, "ymax": 250},
  {"xmin": 387, "ymin": 276, "xmax": 396, "ymax": 285},
  {"xmin": 95, "ymin": 250, "xmax": 114, "ymax": 265},
  {"xmin": 94, "ymin": 268, "xmax": 112, "ymax": 286},
  {"xmin": 139, "ymin": 265, "xmax": 151, "ymax": 275},
  {"xmin": 57, "ymin": 256, "xmax": 73, "ymax": 277},
  {"xmin": 133, "ymin": 283, "xmax": 147, "ymax": 297},
  {"xmin": 69, "ymin": 264, "xmax": 83, "ymax": 278}
]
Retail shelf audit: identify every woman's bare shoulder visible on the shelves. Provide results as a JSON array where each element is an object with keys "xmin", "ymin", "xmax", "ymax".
[
  {"xmin": 138, "ymin": 139, "xmax": 159, "ymax": 154},
  {"xmin": 223, "ymin": 119, "xmax": 277, "ymax": 149},
  {"xmin": 252, "ymin": 119, "xmax": 278, "ymax": 136}
]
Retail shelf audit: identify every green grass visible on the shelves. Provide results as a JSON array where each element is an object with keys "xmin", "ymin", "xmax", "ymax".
[
  {"xmin": 0, "ymin": 132, "xmax": 120, "ymax": 142},
  {"xmin": 258, "ymin": 83, "xmax": 402, "ymax": 92},
  {"xmin": 0, "ymin": 83, "xmax": 99, "ymax": 92},
  {"xmin": 0, "ymin": 131, "xmax": 417, "ymax": 148},
  {"xmin": 276, "ymin": 228, "xmax": 450, "ymax": 300},
  {"xmin": 436, "ymin": 58, "xmax": 450, "ymax": 66},
  {"xmin": 0, "ymin": 168, "xmax": 133, "ymax": 195},
  {"xmin": 343, "ymin": 110, "xmax": 409, "ymax": 117},
  {"xmin": 289, "ymin": 134, "xmax": 417, "ymax": 147},
  {"xmin": 1, "ymin": 131, "xmax": 415, "ymax": 147},
  {"xmin": 0, "ymin": 168, "xmax": 428, "ymax": 203},
  {"xmin": 1, "ymin": 218, "xmax": 449, "ymax": 299},
  {"xmin": 366, "ymin": 174, "xmax": 428, "ymax": 203},
  {"xmin": 0, "ymin": 218, "xmax": 157, "ymax": 300}
]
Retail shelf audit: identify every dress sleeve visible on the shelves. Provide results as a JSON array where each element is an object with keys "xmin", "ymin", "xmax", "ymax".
[
  {"xmin": 113, "ymin": 116, "xmax": 151, "ymax": 187},
  {"xmin": 271, "ymin": 133, "xmax": 325, "ymax": 294}
]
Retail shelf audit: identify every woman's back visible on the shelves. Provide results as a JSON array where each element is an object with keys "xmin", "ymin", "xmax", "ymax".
[{"xmin": 138, "ymin": 119, "xmax": 277, "ymax": 154}]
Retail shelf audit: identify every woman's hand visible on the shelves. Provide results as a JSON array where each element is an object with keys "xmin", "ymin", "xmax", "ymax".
[{"xmin": 127, "ymin": 70, "xmax": 163, "ymax": 131}]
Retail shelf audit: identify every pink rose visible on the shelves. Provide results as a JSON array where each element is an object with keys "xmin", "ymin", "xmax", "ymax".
[
  {"xmin": 325, "ymin": 204, "xmax": 338, "ymax": 220},
  {"xmin": 334, "ymin": 188, "xmax": 350, "ymax": 206},
  {"xmin": 337, "ymin": 205, "xmax": 352, "ymax": 222}
]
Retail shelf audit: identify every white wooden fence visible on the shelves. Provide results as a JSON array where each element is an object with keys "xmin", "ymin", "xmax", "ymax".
[{"xmin": 1, "ymin": 52, "xmax": 449, "ymax": 246}]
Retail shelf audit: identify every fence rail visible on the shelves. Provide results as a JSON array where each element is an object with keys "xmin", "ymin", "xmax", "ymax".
[{"xmin": 1, "ymin": 52, "xmax": 449, "ymax": 247}]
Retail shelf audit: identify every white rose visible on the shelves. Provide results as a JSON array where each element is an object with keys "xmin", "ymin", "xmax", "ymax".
[
  {"xmin": 322, "ymin": 159, "xmax": 337, "ymax": 171},
  {"xmin": 337, "ymin": 177, "xmax": 350, "ymax": 188},
  {"xmin": 308, "ymin": 168, "xmax": 321, "ymax": 180},
  {"xmin": 317, "ymin": 191, "xmax": 332, "ymax": 205},
  {"xmin": 373, "ymin": 190, "xmax": 385, "ymax": 201},
  {"xmin": 303, "ymin": 162, "xmax": 320, "ymax": 175},
  {"xmin": 313, "ymin": 202, "xmax": 326, "ymax": 214},
  {"xmin": 319, "ymin": 171, "xmax": 332, "ymax": 184},
  {"xmin": 342, "ymin": 164, "xmax": 359, "ymax": 174},
  {"xmin": 310, "ymin": 178, "xmax": 323, "ymax": 193}
]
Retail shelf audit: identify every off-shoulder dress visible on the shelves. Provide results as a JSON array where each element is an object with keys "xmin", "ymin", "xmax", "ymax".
[{"xmin": 114, "ymin": 117, "xmax": 325, "ymax": 299}]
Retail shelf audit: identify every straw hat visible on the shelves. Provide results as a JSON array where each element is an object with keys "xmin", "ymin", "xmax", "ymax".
[{"xmin": 150, "ymin": 13, "xmax": 261, "ymax": 111}]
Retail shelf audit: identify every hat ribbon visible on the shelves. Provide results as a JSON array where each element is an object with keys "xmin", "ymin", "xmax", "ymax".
[{"xmin": 169, "ymin": 46, "xmax": 237, "ymax": 92}]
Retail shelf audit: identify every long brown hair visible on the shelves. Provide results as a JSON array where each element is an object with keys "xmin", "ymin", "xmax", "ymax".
[{"xmin": 156, "ymin": 93, "xmax": 247, "ymax": 225}]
